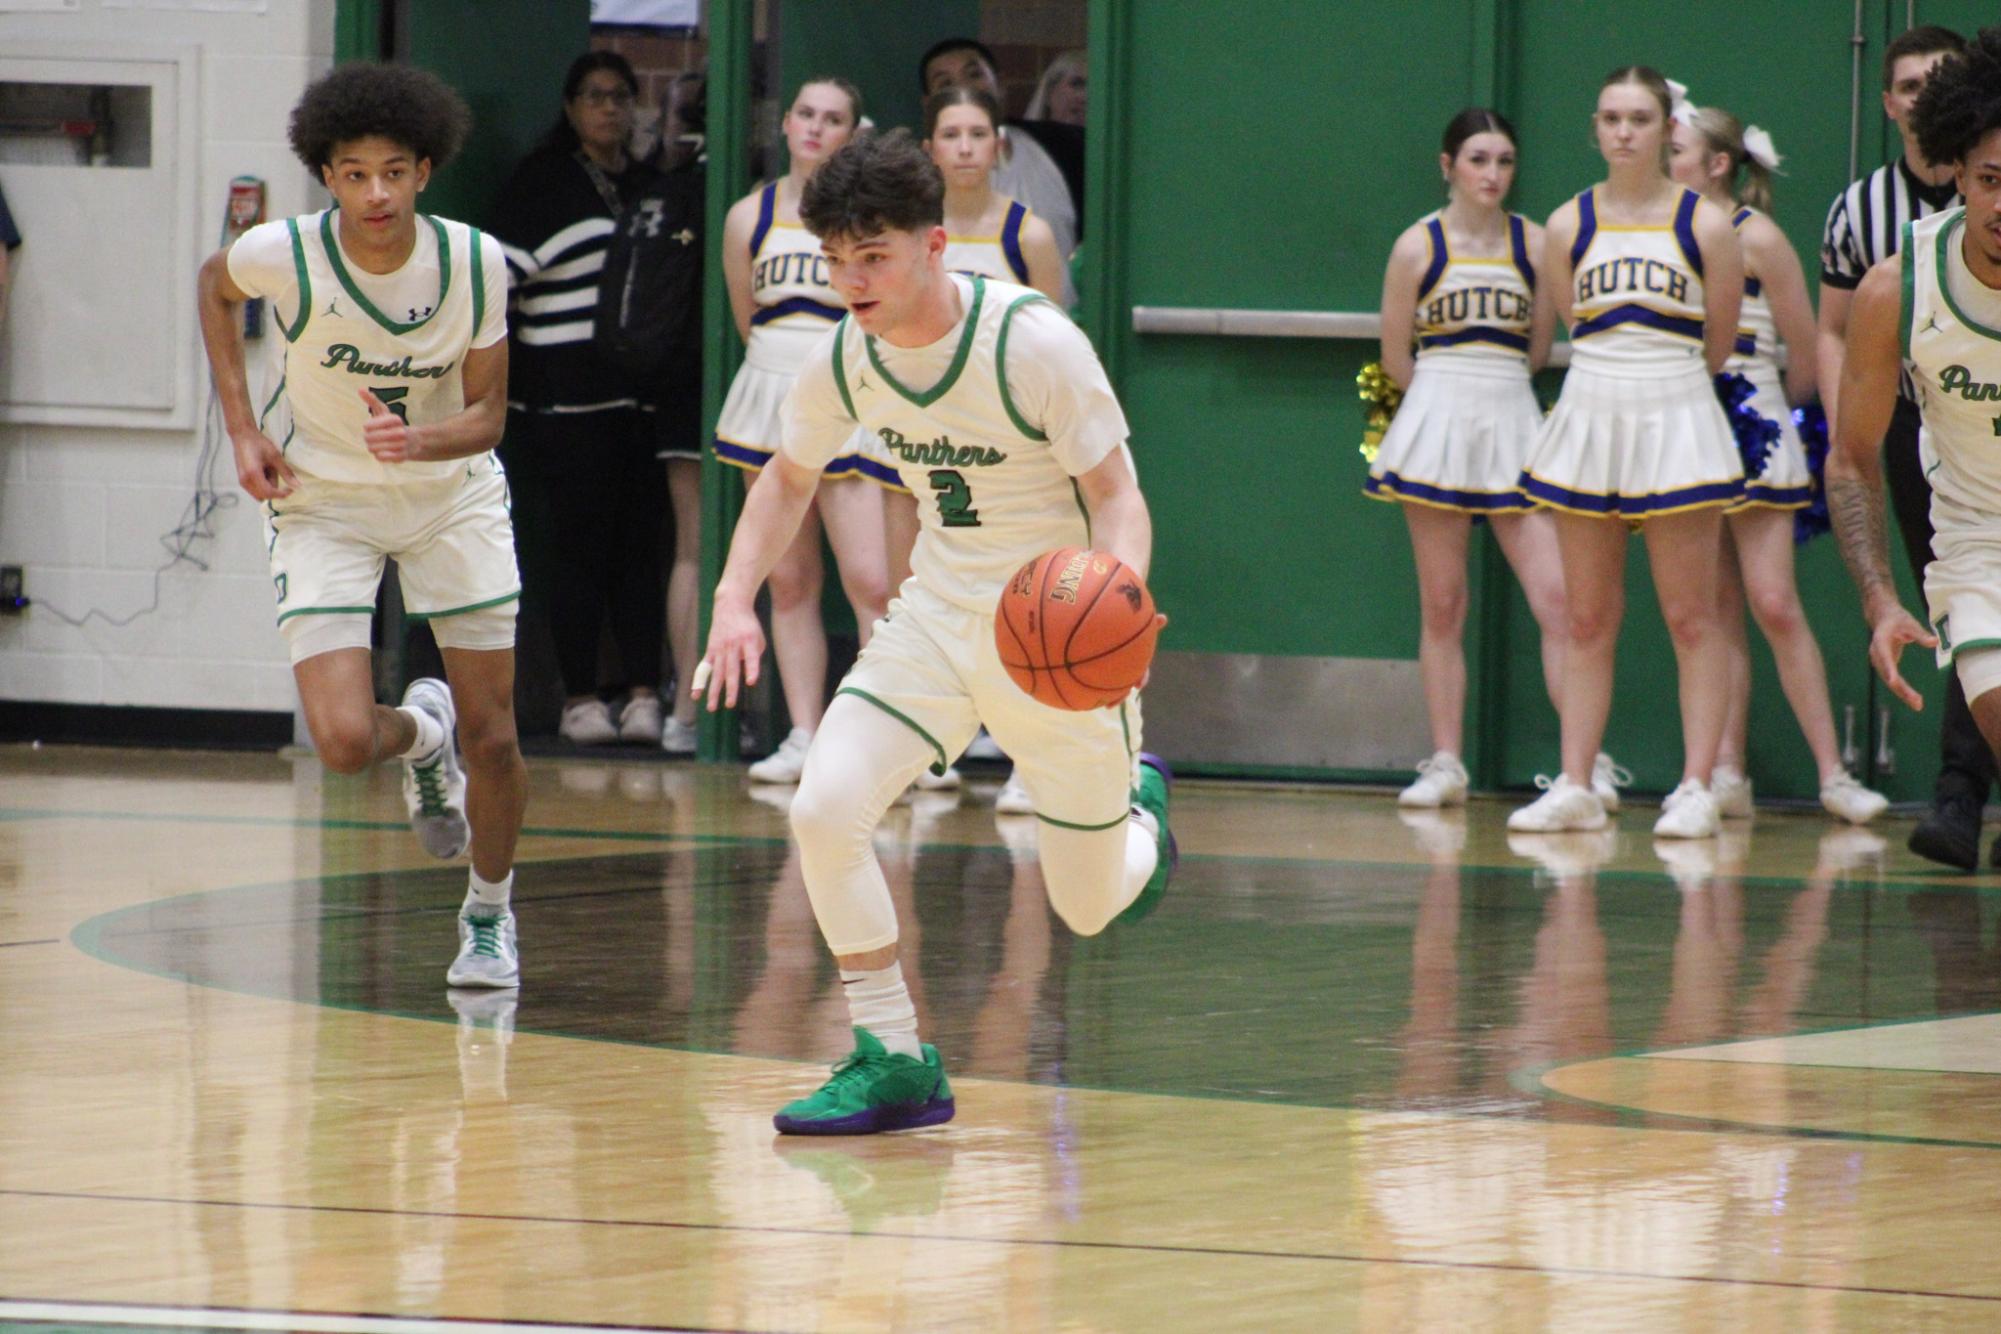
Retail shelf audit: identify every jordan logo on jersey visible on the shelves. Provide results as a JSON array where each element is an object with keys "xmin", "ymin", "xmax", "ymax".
[
  {"xmin": 319, "ymin": 343, "xmax": 454, "ymax": 379},
  {"xmin": 876, "ymin": 427, "xmax": 1006, "ymax": 468},
  {"xmin": 1576, "ymin": 257, "xmax": 1689, "ymax": 304}
]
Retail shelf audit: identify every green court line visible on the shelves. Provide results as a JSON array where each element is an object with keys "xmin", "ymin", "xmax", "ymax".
[
  {"xmin": 2, "ymin": 802, "xmax": 1989, "ymax": 890},
  {"xmin": 1511, "ymin": 1054, "xmax": 2001, "ymax": 1152}
]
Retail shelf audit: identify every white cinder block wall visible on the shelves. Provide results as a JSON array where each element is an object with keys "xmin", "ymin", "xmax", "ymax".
[{"xmin": 0, "ymin": 0, "xmax": 336, "ymax": 714}]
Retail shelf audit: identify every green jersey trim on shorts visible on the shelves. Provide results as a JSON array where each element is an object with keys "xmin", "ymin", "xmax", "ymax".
[
  {"xmin": 834, "ymin": 686, "xmax": 948, "ymax": 775},
  {"xmin": 1900, "ymin": 219, "xmax": 1917, "ymax": 361},
  {"xmin": 1035, "ymin": 810, "xmax": 1129, "ymax": 832},
  {"xmin": 321, "ymin": 210, "xmax": 454, "ymax": 337},
  {"xmin": 280, "ymin": 219, "xmax": 312, "ymax": 343},
  {"xmin": 275, "ymin": 603, "xmax": 376, "ymax": 625},
  {"xmin": 1934, "ymin": 211, "xmax": 2001, "ymax": 345},
  {"xmin": 830, "ymin": 316, "xmax": 858, "ymax": 420},
  {"xmin": 405, "ymin": 589, "xmax": 521, "ymax": 620},
  {"xmin": 995, "ymin": 292, "xmax": 1056, "ymax": 441},
  {"xmin": 864, "ymin": 274, "xmax": 986, "ymax": 408}
]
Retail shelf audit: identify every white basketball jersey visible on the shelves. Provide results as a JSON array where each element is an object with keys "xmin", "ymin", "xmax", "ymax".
[
  {"xmin": 1567, "ymin": 187, "xmax": 1709, "ymax": 374},
  {"xmin": 1906, "ymin": 207, "xmax": 2001, "ymax": 515},
  {"xmin": 263, "ymin": 210, "xmax": 489, "ymax": 486},
  {"xmin": 744, "ymin": 181, "xmax": 844, "ymax": 373},
  {"xmin": 942, "ymin": 200, "xmax": 1034, "ymax": 285},
  {"xmin": 1411, "ymin": 211, "xmax": 1536, "ymax": 362},
  {"xmin": 829, "ymin": 275, "xmax": 1116, "ymax": 613},
  {"xmin": 1727, "ymin": 206, "xmax": 1777, "ymax": 369}
]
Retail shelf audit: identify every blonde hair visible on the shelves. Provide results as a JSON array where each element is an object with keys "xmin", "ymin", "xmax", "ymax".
[
  {"xmin": 1024, "ymin": 50, "xmax": 1086, "ymax": 121},
  {"xmin": 1684, "ymin": 105, "xmax": 1774, "ymax": 214}
]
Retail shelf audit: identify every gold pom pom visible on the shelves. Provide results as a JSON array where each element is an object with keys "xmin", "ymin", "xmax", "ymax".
[{"xmin": 1356, "ymin": 362, "xmax": 1404, "ymax": 464}]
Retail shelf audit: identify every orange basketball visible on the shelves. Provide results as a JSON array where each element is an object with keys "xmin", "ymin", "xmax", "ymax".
[{"xmin": 995, "ymin": 547, "xmax": 1160, "ymax": 710}]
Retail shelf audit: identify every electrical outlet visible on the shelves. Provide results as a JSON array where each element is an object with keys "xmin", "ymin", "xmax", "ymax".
[{"xmin": 0, "ymin": 565, "xmax": 27, "ymax": 614}]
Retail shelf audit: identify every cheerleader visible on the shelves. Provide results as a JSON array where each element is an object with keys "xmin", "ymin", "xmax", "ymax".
[
  {"xmin": 1511, "ymin": 66, "xmax": 1746, "ymax": 838},
  {"xmin": 1668, "ymin": 106, "xmax": 1887, "ymax": 823},
  {"xmin": 1368, "ymin": 109, "xmax": 1575, "ymax": 809},
  {"xmin": 717, "ymin": 78, "xmax": 889, "ymax": 784}
]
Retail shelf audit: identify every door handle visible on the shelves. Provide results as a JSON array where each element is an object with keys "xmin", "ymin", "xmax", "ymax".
[
  {"xmin": 1842, "ymin": 704, "xmax": 1860, "ymax": 771},
  {"xmin": 1876, "ymin": 706, "xmax": 1896, "ymax": 775}
]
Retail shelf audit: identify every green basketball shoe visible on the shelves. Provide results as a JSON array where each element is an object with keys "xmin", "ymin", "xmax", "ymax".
[
  {"xmin": 772, "ymin": 1028, "xmax": 956, "ymax": 1136},
  {"xmin": 1115, "ymin": 752, "xmax": 1176, "ymax": 925}
]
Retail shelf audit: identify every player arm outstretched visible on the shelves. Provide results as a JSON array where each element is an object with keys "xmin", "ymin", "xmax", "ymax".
[
  {"xmin": 1826, "ymin": 252, "xmax": 1934, "ymax": 710},
  {"xmin": 197, "ymin": 247, "xmax": 297, "ymax": 501},
  {"xmin": 359, "ymin": 338, "xmax": 508, "ymax": 465},
  {"xmin": 697, "ymin": 455, "xmax": 823, "ymax": 709}
]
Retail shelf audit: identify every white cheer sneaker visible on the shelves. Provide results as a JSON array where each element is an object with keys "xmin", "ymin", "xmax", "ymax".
[
  {"xmin": 1508, "ymin": 774, "xmax": 1608, "ymax": 832},
  {"xmin": 1654, "ymin": 779, "xmax": 1720, "ymax": 839},
  {"xmin": 1399, "ymin": 751, "xmax": 1469, "ymax": 808}
]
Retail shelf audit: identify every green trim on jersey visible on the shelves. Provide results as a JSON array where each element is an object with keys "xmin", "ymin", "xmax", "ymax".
[
  {"xmin": 996, "ymin": 292, "xmax": 1055, "ymax": 441},
  {"xmin": 405, "ymin": 589, "xmax": 521, "ymax": 620},
  {"xmin": 468, "ymin": 226, "xmax": 487, "ymax": 341},
  {"xmin": 276, "ymin": 604, "xmax": 376, "ymax": 625},
  {"xmin": 320, "ymin": 210, "xmax": 453, "ymax": 336},
  {"xmin": 1935, "ymin": 211, "xmax": 2001, "ymax": 345},
  {"xmin": 830, "ymin": 316, "xmax": 858, "ymax": 420},
  {"xmin": 1901, "ymin": 219, "xmax": 1918, "ymax": 360},
  {"xmin": 281, "ymin": 219, "xmax": 312, "ymax": 343},
  {"xmin": 1119, "ymin": 701, "xmax": 1134, "ymax": 758},
  {"xmin": 865, "ymin": 274, "xmax": 986, "ymax": 407},
  {"xmin": 835, "ymin": 686, "xmax": 949, "ymax": 775},
  {"xmin": 255, "ymin": 376, "xmax": 287, "ymax": 430},
  {"xmin": 1035, "ymin": 810, "xmax": 1128, "ymax": 832}
]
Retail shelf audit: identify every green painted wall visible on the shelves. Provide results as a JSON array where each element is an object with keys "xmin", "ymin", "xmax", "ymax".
[
  {"xmin": 1091, "ymin": 0, "xmax": 1991, "ymax": 800},
  {"xmin": 776, "ymin": 0, "xmax": 981, "ymax": 141},
  {"xmin": 400, "ymin": 2, "xmax": 591, "ymax": 225}
]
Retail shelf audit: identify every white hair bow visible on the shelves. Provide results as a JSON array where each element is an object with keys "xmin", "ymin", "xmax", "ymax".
[
  {"xmin": 1666, "ymin": 77, "xmax": 1694, "ymax": 124},
  {"xmin": 1742, "ymin": 125, "xmax": 1783, "ymax": 171}
]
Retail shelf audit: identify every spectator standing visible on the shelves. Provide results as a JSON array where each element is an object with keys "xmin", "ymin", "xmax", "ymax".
[
  {"xmin": 1024, "ymin": 50, "xmax": 1087, "ymax": 127},
  {"xmin": 489, "ymin": 52, "xmax": 668, "ymax": 746}
]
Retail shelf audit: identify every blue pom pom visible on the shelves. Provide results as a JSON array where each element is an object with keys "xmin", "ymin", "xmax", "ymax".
[
  {"xmin": 1713, "ymin": 371, "xmax": 1780, "ymax": 483},
  {"xmin": 1792, "ymin": 401, "xmax": 1831, "ymax": 544}
]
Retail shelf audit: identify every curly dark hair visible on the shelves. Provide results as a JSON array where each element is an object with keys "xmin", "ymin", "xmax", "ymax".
[
  {"xmin": 288, "ymin": 62, "xmax": 472, "ymax": 172},
  {"xmin": 800, "ymin": 129, "xmax": 944, "ymax": 242},
  {"xmin": 1912, "ymin": 25, "xmax": 2001, "ymax": 168}
]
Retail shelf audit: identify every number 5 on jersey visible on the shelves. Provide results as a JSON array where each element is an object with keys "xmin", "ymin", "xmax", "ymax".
[{"xmin": 368, "ymin": 385, "xmax": 411, "ymax": 423}]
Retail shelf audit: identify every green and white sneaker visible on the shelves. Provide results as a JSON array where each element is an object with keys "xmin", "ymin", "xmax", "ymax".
[
  {"xmin": 401, "ymin": 677, "xmax": 469, "ymax": 860},
  {"xmin": 772, "ymin": 1028, "xmax": 955, "ymax": 1135},
  {"xmin": 446, "ymin": 907, "xmax": 519, "ymax": 988},
  {"xmin": 1115, "ymin": 753, "xmax": 1176, "ymax": 925}
]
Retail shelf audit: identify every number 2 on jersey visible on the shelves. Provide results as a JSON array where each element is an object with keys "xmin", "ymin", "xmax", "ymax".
[{"xmin": 928, "ymin": 469, "xmax": 981, "ymax": 527}]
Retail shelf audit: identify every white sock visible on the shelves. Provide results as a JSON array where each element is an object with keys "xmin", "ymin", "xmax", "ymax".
[
  {"xmin": 466, "ymin": 868, "xmax": 512, "ymax": 914},
  {"xmin": 841, "ymin": 962, "xmax": 921, "ymax": 1059},
  {"xmin": 398, "ymin": 705, "xmax": 444, "ymax": 760}
]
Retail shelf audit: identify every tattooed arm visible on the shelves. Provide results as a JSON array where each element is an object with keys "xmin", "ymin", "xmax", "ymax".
[{"xmin": 1827, "ymin": 253, "xmax": 1935, "ymax": 710}]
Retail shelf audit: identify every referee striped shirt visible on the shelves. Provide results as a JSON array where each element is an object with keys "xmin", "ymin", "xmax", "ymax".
[{"xmin": 1821, "ymin": 156, "xmax": 1959, "ymax": 399}]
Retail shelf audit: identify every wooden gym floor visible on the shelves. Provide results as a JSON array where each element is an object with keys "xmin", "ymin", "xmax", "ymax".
[{"xmin": 5, "ymin": 742, "xmax": 2001, "ymax": 1331}]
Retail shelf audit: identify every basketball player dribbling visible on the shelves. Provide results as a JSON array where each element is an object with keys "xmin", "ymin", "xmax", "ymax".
[
  {"xmin": 1831, "ymin": 28, "xmax": 2001, "ymax": 787},
  {"xmin": 696, "ymin": 131, "xmax": 1173, "ymax": 1135},
  {"xmin": 195, "ymin": 64, "xmax": 527, "ymax": 989}
]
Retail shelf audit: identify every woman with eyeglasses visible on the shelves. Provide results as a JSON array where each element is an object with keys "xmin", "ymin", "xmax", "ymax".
[{"xmin": 488, "ymin": 52, "xmax": 671, "ymax": 748}]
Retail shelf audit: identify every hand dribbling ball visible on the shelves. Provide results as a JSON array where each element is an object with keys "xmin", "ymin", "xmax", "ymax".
[{"xmin": 995, "ymin": 547, "xmax": 1160, "ymax": 710}]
